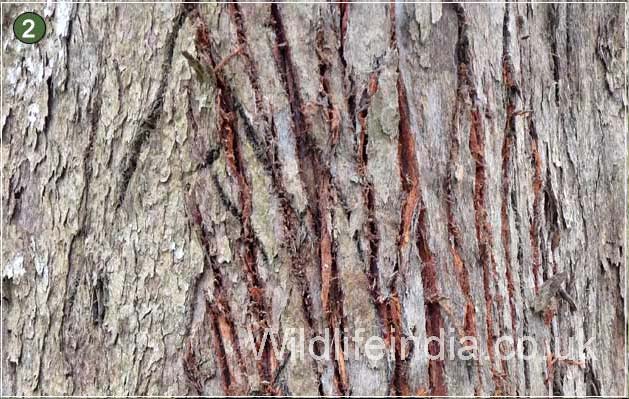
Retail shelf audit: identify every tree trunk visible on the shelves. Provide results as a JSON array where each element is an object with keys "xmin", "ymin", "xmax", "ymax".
[{"xmin": 2, "ymin": 1, "xmax": 625, "ymax": 396}]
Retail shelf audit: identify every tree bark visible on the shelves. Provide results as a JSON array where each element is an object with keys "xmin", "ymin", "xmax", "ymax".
[{"xmin": 2, "ymin": 1, "xmax": 625, "ymax": 396}]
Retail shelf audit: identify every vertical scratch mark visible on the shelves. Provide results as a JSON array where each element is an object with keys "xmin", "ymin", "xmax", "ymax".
[{"xmin": 454, "ymin": 3, "xmax": 503, "ymax": 392}]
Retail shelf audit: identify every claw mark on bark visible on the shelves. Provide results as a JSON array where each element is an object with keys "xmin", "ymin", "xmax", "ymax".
[
  {"xmin": 315, "ymin": 18, "xmax": 349, "ymax": 394},
  {"xmin": 270, "ymin": 5, "xmax": 317, "ymax": 207},
  {"xmin": 498, "ymin": 5, "xmax": 521, "ymax": 390},
  {"xmin": 226, "ymin": 12, "xmax": 320, "ymax": 386},
  {"xmin": 356, "ymin": 73, "xmax": 420, "ymax": 396},
  {"xmin": 228, "ymin": 4, "xmax": 265, "ymax": 117},
  {"xmin": 354, "ymin": 68, "xmax": 410, "ymax": 396},
  {"xmin": 185, "ymin": 188, "xmax": 246, "ymax": 394},
  {"xmin": 192, "ymin": 14, "xmax": 277, "ymax": 393},
  {"xmin": 397, "ymin": 74, "xmax": 446, "ymax": 396},
  {"xmin": 115, "ymin": 6, "xmax": 189, "ymax": 209},
  {"xmin": 389, "ymin": 6, "xmax": 424, "ymax": 394},
  {"xmin": 90, "ymin": 274, "xmax": 106, "ymax": 325},
  {"xmin": 454, "ymin": 4, "xmax": 503, "ymax": 392},
  {"xmin": 319, "ymin": 176, "xmax": 349, "ymax": 395},
  {"xmin": 356, "ymin": 73, "xmax": 390, "ymax": 351},
  {"xmin": 269, "ymin": 4, "xmax": 336, "ymax": 393},
  {"xmin": 445, "ymin": 20, "xmax": 483, "ymax": 394}
]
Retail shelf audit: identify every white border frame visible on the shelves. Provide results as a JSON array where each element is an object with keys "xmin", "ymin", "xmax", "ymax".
[{"xmin": 0, "ymin": 1, "xmax": 626, "ymax": 398}]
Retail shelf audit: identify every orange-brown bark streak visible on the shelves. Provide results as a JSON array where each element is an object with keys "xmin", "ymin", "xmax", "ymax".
[
  {"xmin": 469, "ymin": 107, "xmax": 501, "ymax": 389},
  {"xmin": 356, "ymin": 73, "xmax": 390, "ymax": 348},
  {"xmin": 398, "ymin": 76, "xmax": 447, "ymax": 396},
  {"xmin": 185, "ymin": 190, "xmax": 246, "ymax": 394},
  {"xmin": 454, "ymin": 4, "xmax": 502, "ymax": 391},
  {"xmin": 270, "ymin": 5, "xmax": 347, "ymax": 394},
  {"xmin": 445, "ymin": 67, "xmax": 483, "ymax": 394},
  {"xmin": 315, "ymin": 23, "xmax": 349, "ymax": 394},
  {"xmin": 228, "ymin": 7, "xmax": 318, "ymax": 350},
  {"xmin": 194, "ymin": 18, "xmax": 275, "ymax": 393}
]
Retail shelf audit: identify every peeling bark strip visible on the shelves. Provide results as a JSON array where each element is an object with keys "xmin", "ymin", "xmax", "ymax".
[{"xmin": 192, "ymin": 17, "xmax": 277, "ymax": 394}]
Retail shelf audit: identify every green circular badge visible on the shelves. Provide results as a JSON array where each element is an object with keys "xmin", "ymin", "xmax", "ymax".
[{"xmin": 13, "ymin": 12, "xmax": 46, "ymax": 44}]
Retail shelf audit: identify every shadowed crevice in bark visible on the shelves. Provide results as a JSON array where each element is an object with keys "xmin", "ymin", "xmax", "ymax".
[
  {"xmin": 500, "ymin": 3, "xmax": 519, "ymax": 388},
  {"xmin": 338, "ymin": 3, "xmax": 356, "ymax": 144},
  {"xmin": 528, "ymin": 117, "xmax": 544, "ymax": 293},
  {"xmin": 338, "ymin": 2, "xmax": 350, "ymax": 72},
  {"xmin": 42, "ymin": 74, "xmax": 55, "ymax": 140},
  {"xmin": 316, "ymin": 21, "xmax": 341, "ymax": 147},
  {"xmin": 548, "ymin": 5, "xmax": 561, "ymax": 105},
  {"xmin": 115, "ymin": 5, "xmax": 189, "ymax": 209}
]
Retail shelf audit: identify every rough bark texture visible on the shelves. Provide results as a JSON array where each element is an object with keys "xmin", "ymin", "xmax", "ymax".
[{"xmin": 1, "ymin": 1, "xmax": 626, "ymax": 396}]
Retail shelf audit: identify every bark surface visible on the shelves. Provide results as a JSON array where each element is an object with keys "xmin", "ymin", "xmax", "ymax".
[{"xmin": 1, "ymin": 1, "xmax": 626, "ymax": 396}]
